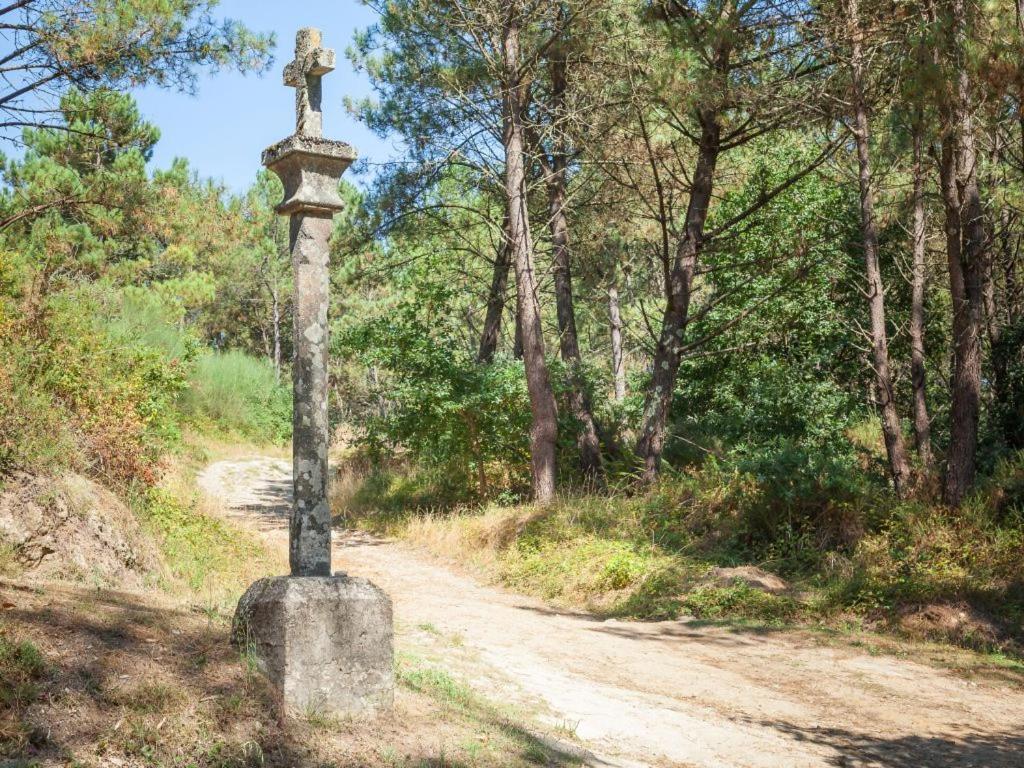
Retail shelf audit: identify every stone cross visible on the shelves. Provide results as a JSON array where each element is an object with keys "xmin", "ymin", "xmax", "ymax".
[
  {"xmin": 233, "ymin": 27, "xmax": 393, "ymax": 722},
  {"xmin": 283, "ymin": 27, "xmax": 336, "ymax": 138},
  {"xmin": 262, "ymin": 28, "xmax": 356, "ymax": 577}
]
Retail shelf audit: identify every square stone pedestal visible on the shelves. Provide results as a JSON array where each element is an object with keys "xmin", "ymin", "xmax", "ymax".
[{"xmin": 232, "ymin": 575, "xmax": 394, "ymax": 717}]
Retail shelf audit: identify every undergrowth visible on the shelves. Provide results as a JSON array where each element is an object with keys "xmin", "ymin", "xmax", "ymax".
[
  {"xmin": 0, "ymin": 636, "xmax": 46, "ymax": 756},
  {"xmin": 179, "ymin": 350, "xmax": 291, "ymax": 445},
  {"xmin": 133, "ymin": 456, "xmax": 276, "ymax": 609},
  {"xmin": 334, "ymin": 450, "xmax": 1024, "ymax": 656}
]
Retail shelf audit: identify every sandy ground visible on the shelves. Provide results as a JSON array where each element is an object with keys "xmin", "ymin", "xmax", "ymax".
[{"xmin": 197, "ymin": 458, "xmax": 1024, "ymax": 768}]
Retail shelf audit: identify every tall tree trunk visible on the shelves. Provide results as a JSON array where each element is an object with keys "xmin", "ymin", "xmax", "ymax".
[
  {"xmin": 609, "ymin": 282, "xmax": 626, "ymax": 402},
  {"xmin": 938, "ymin": 0, "xmax": 986, "ymax": 507},
  {"xmin": 545, "ymin": 49, "xmax": 603, "ymax": 479},
  {"xmin": 478, "ymin": 214, "xmax": 512, "ymax": 364},
  {"xmin": 845, "ymin": 0, "xmax": 912, "ymax": 497},
  {"xmin": 909, "ymin": 121, "xmax": 933, "ymax": 468},
  {"xmin": 635, "ymin": 111, "xmax": 720, "ymax": 481},
  {"xmin": 503, "ymin": 10, "xmax": 558, "ymax": 502}
]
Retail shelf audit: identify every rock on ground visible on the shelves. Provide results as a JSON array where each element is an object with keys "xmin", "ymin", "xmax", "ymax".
[{"xmin": 699, "ymin": 565, "xmax": 789, "ymax": 594}]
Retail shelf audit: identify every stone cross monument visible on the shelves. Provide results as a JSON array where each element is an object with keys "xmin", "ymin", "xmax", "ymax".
[
  {"xmin": 269, "ymin": 26, "xmax": 350, "ymax": 577},
  {"xmin": 232, "ymin": 27, "xmax": 393, "ymax": 719}
]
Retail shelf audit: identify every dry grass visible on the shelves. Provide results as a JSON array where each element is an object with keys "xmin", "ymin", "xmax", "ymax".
[
  {"xmin": 0, "ymin": 580, "xmax": 585, "ymax": 767},
  {"xmin": 181, "ymin": 427, "xmax": 291, "ymax": 465}
]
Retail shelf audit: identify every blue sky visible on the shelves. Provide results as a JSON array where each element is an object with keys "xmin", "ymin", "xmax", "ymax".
[{"xmin": 132, "ymin": 0, "xmax": 395, "ymax": 193}]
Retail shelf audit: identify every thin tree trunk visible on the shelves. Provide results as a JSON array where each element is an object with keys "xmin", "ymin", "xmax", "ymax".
[
  {"xmin": 513, "ymin": 305, "xmax": 524, "ymax": 360},
  {"xmin": 503, "ymin": 10, "xmax": 558, "ymax": 503},
  {"xmin": 272, "ymin": 281, "xmax": 282, "ymax": 384},
  {"xmin": 635, "ymin": 111, "xmax": 720, "ymax": 482},
  {"xmin": 1008, "ymin": 242, "xmax": 1022, "ymax": 323},
  {"xmin": 846, "ymin": 0, "xmax": 912, "ymax": 497},
  {"xmin": 478, "ymin": 214, "xmax": 512, "ymax": 364},
  {"xmin": 260, "ymin": 323, "xmax": 270, "ymax": 361},
  {"xmin": 910, "ymin": 121, "xmax": 933, "ymax": 468},
  {"xmin": 996, "ymin": 207, "xmax": 1018, "ymax": 324},
  {"xmin": 938, "ymin": 0, "xmax": 985, "ymax": 507},
  {"xmin": 609, "ymin": 283, "xmax": 626, "ymax": 402},
  {"xmin": 984, "ymin": 235, "xmax": 1002, "ymax": 351},
  {"xmin": 545, "ymin": 48, "xmax": 602, "ymax": 480}
]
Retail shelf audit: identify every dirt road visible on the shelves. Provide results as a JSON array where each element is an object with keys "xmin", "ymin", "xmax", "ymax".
[{"xmin": 198, "ymin": 458, "xmax": 1024, "ymax": 768}]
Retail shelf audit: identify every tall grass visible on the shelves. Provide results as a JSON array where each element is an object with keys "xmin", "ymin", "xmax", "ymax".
[{"xmin": 179, "ymin": 350, "xmax": 291, "ymax": 444}]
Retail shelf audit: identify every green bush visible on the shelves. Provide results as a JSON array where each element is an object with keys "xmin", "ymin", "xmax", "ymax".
[
  {"xmin": 179, "ymin": 349, "xmax": 291, "ymax": 443},
  {"xmin": 0, "ymin": 287, "xmax": 193, "ymax": 485},
  {"xmin": 339, "ymin": 305, "xmax": 532, "ymax": 501},
  {"xmin": 682, "ymin": 584, "xmax": 800, "ymax": 624}
]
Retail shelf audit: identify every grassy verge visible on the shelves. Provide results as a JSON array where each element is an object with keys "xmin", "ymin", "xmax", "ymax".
[
  {"xmin": 333, "ymin": 453, "xmax": 1024, "ymax": 662},
  {"xmin": 132, "ymin": 439, "xmax": 280, "ymax": 611},
  {"xmin": 178, "ymin": 350, "xmax": 291, "ymax": 445}
]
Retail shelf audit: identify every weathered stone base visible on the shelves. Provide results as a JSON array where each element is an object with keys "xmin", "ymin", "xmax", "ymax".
[{"xmin": 232, "ymin": 575, "xmax": 394, "ymax": 717}]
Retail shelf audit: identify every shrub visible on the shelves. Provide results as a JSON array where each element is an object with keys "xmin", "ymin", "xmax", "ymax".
[
  {"xmin": 178, "ymin": 350, "xmax": 291, "ymax": 444},
  {"xmin": 0, "ymin": 287, "xmax": 193, "ymax": 486},
  {"xmin": 339, "ymin": 306, "xmax": 532, "ymax": 501},
  {"xmin": 682, "ymin": 584, "xmax": 800, "ymax": 624}
]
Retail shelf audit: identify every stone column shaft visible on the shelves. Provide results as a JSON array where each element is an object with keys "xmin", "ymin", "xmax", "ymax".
[{"xmin": 290, "ymin": 211, "xmax": 333, "ymax": 577}]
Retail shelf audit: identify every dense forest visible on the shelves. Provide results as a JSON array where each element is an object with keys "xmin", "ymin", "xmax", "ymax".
[{"xmin": 1, "ymin": 0, "xmax": 1023, "ymax": 648}]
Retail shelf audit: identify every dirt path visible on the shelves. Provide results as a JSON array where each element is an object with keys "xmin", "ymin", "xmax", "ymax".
[{"xmin": 198, "ymin": 458, "xmax": 1024, "ymax": 768}]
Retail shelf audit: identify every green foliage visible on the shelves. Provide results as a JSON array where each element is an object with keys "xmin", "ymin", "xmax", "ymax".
[
  {"xmin": 0, "ymin": 286, "xmax": 194, "ymax": 485},
  {"xmin": 503, "ymin": 532, "xmax": 659, "ymax": 600},
  {"xmin": 1, "ymin": 89, "xmax": 156, "ymax": 280},
  {"xmin": 339, "ymin": 303, "xmax": 532, "ymax": 500},
  {"xmin": 0, "ymin": 83, "xmax": 301, "ymax": 482},
  {"xmin": 352, "ymin": 448, "xmax": 1024, "ymax": 650},
  {"xmin": 0, "ymin": 639, "xmax": 45, "ymax": 694},
  {"xmin": 0, "ymin": 338, "xmax": 80, "ymax": 476},
  {"xmin": 396, "ymin": 655, "xmax": 476, "ymax": 709},
  {"xmin": 672, "ymin": 145, "xmax": 864, "ymax": 461},
  {"xmin": 828, "ymin": 474, "xmax": 1024, "ymax": 624},
  {"xmin": 992, "ymin": 318, "xmax": 1024, "ymax": 451},
  {"xmin": 4, "ymin": 0, "xmax": 272, "ymax": 119},
  {"xmin": 179, "ymin": 350, "xmax": 291, "ymax": 444},
  {"xmin": 682, "ymin": 585, "xmax": 800, "ymax": 625},
  {"xmin": 135, "ymin": 485, "xmax": 264, "ymax": 596}
]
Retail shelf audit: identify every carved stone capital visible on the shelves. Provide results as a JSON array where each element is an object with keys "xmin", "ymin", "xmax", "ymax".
[{"xmin": 262, "ymin": 134, "xmax": 357, "ymax": 215}]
